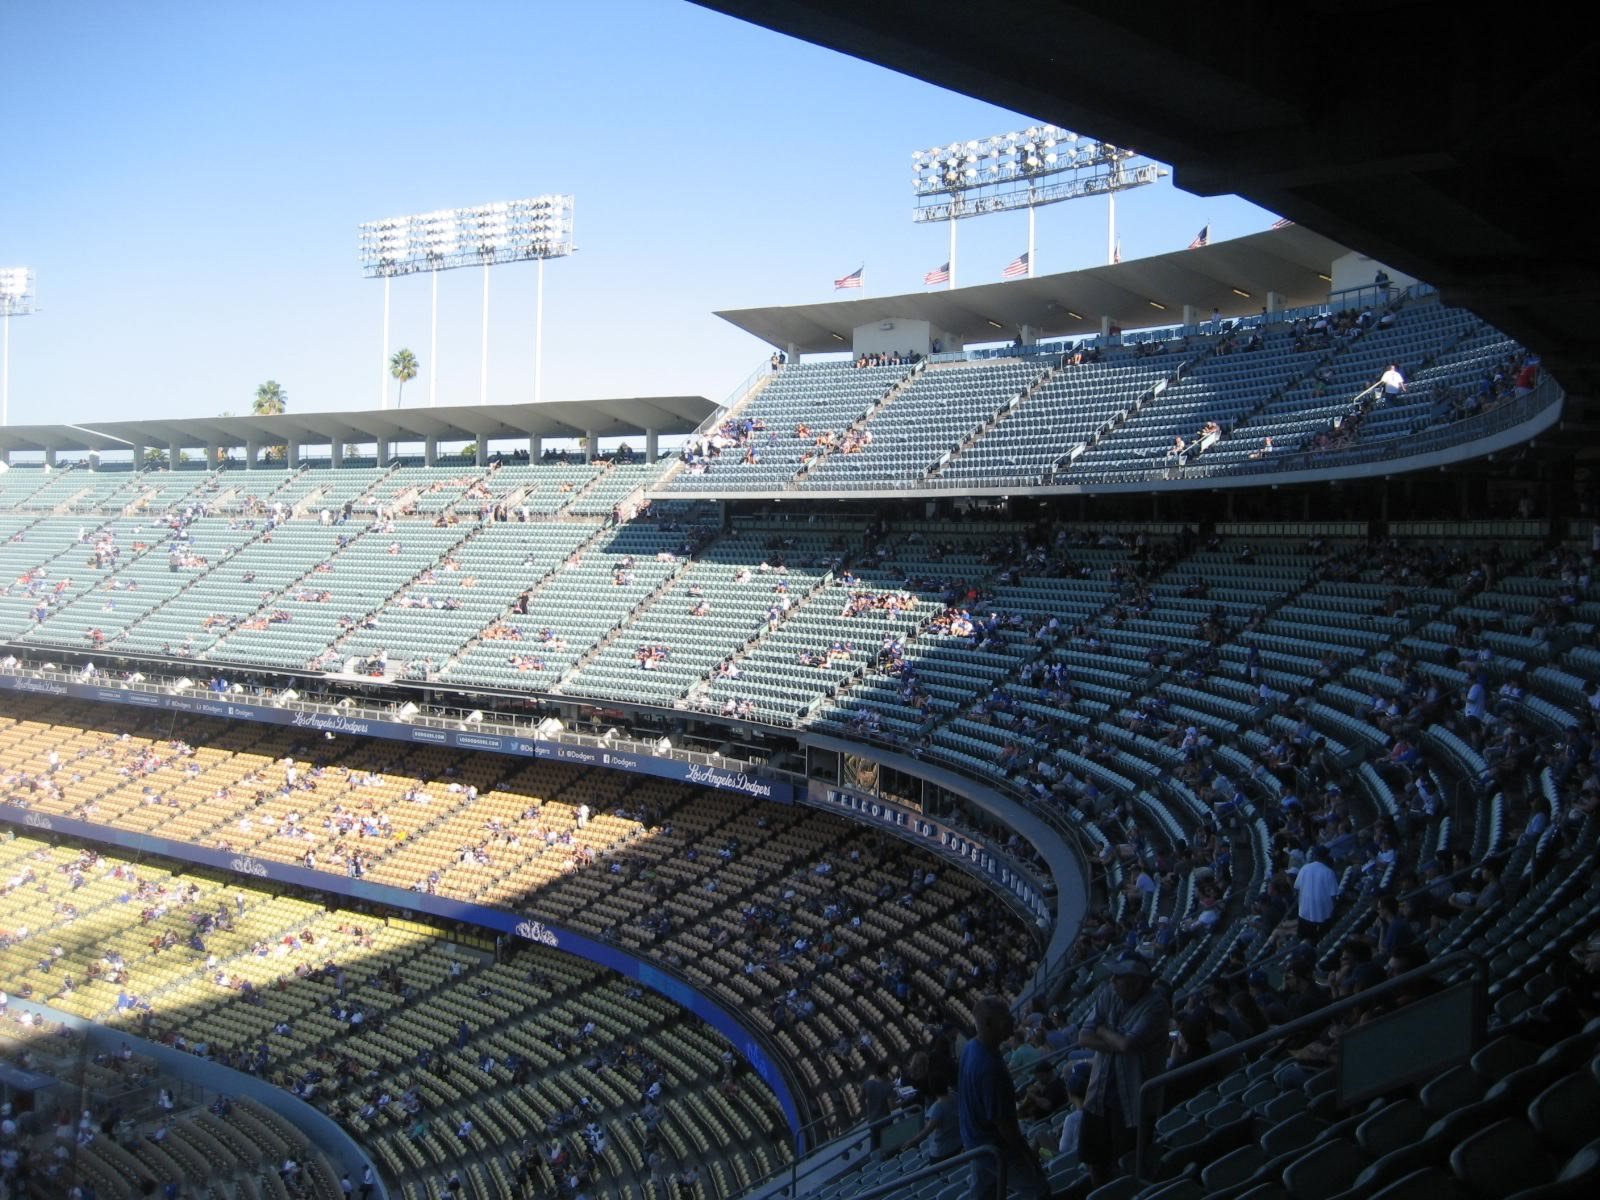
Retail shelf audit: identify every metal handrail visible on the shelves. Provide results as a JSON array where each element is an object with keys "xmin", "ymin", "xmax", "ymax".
[
  {"xmin": 851, "ymin": 1145, "xmax": 1006, "ymax": 1200},
  {"xmin": 1132, "ymin": 948, "xmax": 1484, "ymax": 1182},
  {"xmin": 743, "ymin": 1114, "xmax": 870, "ymax": 1199}
]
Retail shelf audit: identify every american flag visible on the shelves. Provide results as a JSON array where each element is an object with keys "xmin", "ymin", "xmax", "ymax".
[
  {"xmin": 1188, "ymin": 225, "xmax": 1210, "ymax": 249},
  {"xmin": 1271, "ymin": 217, "xmax": 1294, "ymax": 229},
  {"xmin": 834, "ymin": 267, "xmax": 864, "ymax": 290},
  {"xmin": 1113, "ymin": 241, "xmax": 1122, "ymax": 265},
  {"xmin": 1002, "ymin": 251, "xmax": 1030, "ymax": 279},
  {"xmin": 923, "ymin": 261, "xmax": 950, "ymax": 286}
]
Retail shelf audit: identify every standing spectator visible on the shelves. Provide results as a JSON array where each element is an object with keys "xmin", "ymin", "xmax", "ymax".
[
  {"xmin": 958, "ymin": 995, "xmax": 1053, "ymax": 1199},
  {"xmin": 1378, "ymin": 363, "xmax": 1407, "ymax": 402},
  {"xmin": 1077, "ymin": 953, "xmax": 1171, "ymax": 1187},
  {"xmin": 861, "ymin": 1060, "xmax": 894, "ymax": 1143},
  {"xmin": 1294, "ymin": 846, "xmax": 1338, "ymax": 944}
]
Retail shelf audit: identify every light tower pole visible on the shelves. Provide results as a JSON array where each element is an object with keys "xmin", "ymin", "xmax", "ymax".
[{"xmin": 359, "ymin": 195, "xmax": 574, "ymax": 412}]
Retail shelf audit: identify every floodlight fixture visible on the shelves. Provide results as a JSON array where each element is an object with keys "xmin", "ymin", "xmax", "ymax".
[
  {"xmin": 910, "ymin": 128, "xmax": 1159, "ymax": 217},
  {"xmin": 357, "ymin": 196, "xmax": 574, "ymax": 410},
  {"xmin": 0, "ymin": 268, "xmax": 33, "ymax": 310},
  {"xmin": 0, "ymin": 267, "xmax": 35, "ymax": 428},
  {"xmin": 358, "ymin": 195, "xmax": 574, "ymax": 277},
  {"xmin": 907, "ymin": 126, "xmax": 1166, "ymax": 283}
]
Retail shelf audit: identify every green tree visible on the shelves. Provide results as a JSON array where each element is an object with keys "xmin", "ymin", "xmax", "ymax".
[
  {"xmin": 253, "ymin": 380, "xmax": 287, "ymax": 416},
  {"xmin": 390, "ymin": 349, "xmax": 419, "ymax": 407}
]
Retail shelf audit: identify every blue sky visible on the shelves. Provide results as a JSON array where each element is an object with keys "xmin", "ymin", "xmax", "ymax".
[{"xmin": 1, "ymin": 0, "xmax": 1276, "ymax": 429}]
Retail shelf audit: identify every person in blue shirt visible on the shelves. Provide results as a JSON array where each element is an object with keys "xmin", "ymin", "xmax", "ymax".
[
  {"xmin": 903, "ymin": 1075, "xmax": 961, "ymax": 1163},
  {"xmin": 959, "ymin": 995, "xmax": 1053, "ymax": 1198}
]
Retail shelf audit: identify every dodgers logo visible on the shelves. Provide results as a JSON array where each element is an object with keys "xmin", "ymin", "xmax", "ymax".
[
  {"xmin": 513, "ymin": 920, "xmax": 560, "ymax": 947},
  {"xmin": 289, "ymin": 712, "xmax": 372, "ymax": 736},
  {"xmin": 685, "ymin": 764, "xmax": 775, "ymax": 799}
]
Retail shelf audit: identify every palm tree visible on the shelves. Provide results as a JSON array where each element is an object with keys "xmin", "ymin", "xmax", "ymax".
[
  {"xmin": 253, "ymin": 381, "xmax": 287, "ymax": 416},
  {"xmin": 390, "ymin": 349, "xmax": 419, "ymax": 408}
]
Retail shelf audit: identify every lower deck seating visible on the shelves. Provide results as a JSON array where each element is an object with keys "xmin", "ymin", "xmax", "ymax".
[{"xmin": 0, "ymin": 834, "xmax": 792, "ymax": 1200}]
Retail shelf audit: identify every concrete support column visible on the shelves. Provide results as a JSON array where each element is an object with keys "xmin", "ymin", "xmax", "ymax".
[
  {"xmin": 245, "ymin": 441, "xmax": 259, "ymax": 469},
  {"xmin": 1099, "ymin": 315, "xmax": 1113, "ymax": 345},
  {"xmin": 331, "ymin": 442, "xmax": 344, "ymax": 468},
  {"xmin": 168, "ymin": 442, "xmax": 182, "ymax": 470},
  {"xmin": 206, "ymin": 445, "xmax": 220, "ymax": 469},
  {"xmin": 1181, "ymin": 304, "xmax": 1199, "ymax": 333},
  {"xmin": 529, "ymin": 433, "xmax": 542, "ymax": 462},
  {"xmin": 287, "ymin": 442, "xmax": 300, "ymax": 470},
  {"xmin": 1019, "ymin": 325, "xmax": 1038, "ymax": 347},
  {"xmin": 585, "ymin": 430, "xmax": 597, "ymax": 461},
  {"xmin": 130, "ymin": 443, "xmax": 144, "ymax": 470},
  {"xmin": 785, "ymin": 342, "xmax": 799, "ymax": 365},
  {"xmin": 645, "ymin": 429, "xmax": 658, "ymax": 462},
  {"xmin": 1266, "ymin": 291, "xmax": 1286, "ymax": 321},
  {"xmin": 44, "ymin": 447, "xmax": 57, "ymax": 467},
  {"xmin": 424, "ymin": 437, "xmax": 437, "ymax": 468},
  {"xmin": 475, "ymin": 433, "xmax": 489, "ymax": 465}
]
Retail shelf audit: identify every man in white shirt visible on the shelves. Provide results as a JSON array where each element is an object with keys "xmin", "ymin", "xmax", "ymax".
[
  {"xmin": 1378, "ymin": 364, "xmax": 1407, "ymax": 401},
  {"xmin": 1294, "ymin": 846, "xmax": 1338, "ymax": 943}
]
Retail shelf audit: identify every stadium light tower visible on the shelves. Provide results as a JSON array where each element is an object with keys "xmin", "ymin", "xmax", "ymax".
[
  {"xmin": 359, "ymin": 195, "xmax": 575, "ymax": 408},
  {"xmin": 0, "ymin": 268, "xmax": 36, "ymax": 427},
  {"xmin": 910, "ymin": 127, "xmax": 1165, "ymax": 284}
]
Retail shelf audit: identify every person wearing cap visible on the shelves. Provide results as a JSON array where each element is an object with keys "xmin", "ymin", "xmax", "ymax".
[
  {"xmin": 1282, "ymin": 959, "xmax": 1331, "ymax": 1018},
  {"xmin": 1248, "ymin": 971, "xmax": 1291, "ymax": 1026},
  {"xmin": 958, "ymin": 995, "xmax": 1053, "ymax": 1199},
  {"xmin": 1077, "ymin": 953, "xmax": 1171, "ymax": 1186}
]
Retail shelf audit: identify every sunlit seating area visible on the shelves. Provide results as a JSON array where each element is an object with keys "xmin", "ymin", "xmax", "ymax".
[
  {"xmin": 0, "ymin": 834, "xmax": 792, "ymax": 1200},
  {"xmin": 0, "ymin": 694, "xmax": 1042, "ymax": 1141}
]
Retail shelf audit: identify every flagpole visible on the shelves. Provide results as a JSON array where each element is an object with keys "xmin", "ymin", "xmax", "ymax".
[
  {"xmin": 948, "ymin": 208, "xmax": 957, "ymax": 290},
  {"xmin": 1028, "ymin": 205, "xmax": 1036, "ymax": 278}
]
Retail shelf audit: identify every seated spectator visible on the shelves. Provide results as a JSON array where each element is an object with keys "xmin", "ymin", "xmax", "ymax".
[
  {"xmin": 1017, "ymin": 1060, "xmax": 1068, "ymax": 1120},
  {"xmin": 901, "ymin": 1075, "xmax": 960, "ymax": 1162}
]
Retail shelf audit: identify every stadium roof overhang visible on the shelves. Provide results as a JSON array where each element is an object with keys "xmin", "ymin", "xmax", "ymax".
[
  {"xmin": 717, "ymin": 226, "xmax": 1352, "ymax": 354},
  {"xmin": 696, "ymin": 1, "xmax": 1600, "ymax": 404},
  {"xmin": 0, "ymin": 397, "xmax": 716, "ymax": 455}
]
